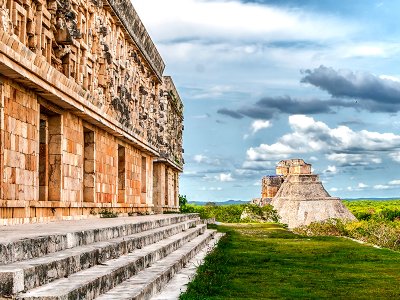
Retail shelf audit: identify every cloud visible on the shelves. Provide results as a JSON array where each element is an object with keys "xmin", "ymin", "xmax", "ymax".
[
  {"xmin": 200, "ymin": 186, "xmax": 223, "ymax": 191},
  {"xmin": 194, "ymin": 154, "xmax": 207, "ymax": 163},
  {"xmin": 358, "ymin": 183, "xmax": 368, "ymax": 188},
  {"xmin": 192, "ymin": 154, "xmax": 221, "ymax": 165},
  {"xmin": 327, "ymin": 153, "xmax": 382, "ymax": 166},
  {"xmin": 371, "ymin": 180, "xmax": 400, "ymax": 190},
  {"xmin": 324, "ymin": 165, "xmax": 338, "ymax": 174},
  {"xmin": 191, "ymin": 85, "xmax": 234, "ymax": 100},
  {"xmin": 389, "ymin": 152, "xmax": 400, "ymax": 162},
  {"xmin": 301, "ymin": 65, "xmax": 400, "ymax": 112},
  {"xmin": 134, "ymin": 0, "xmax": 357, "ymax": 44},
  {"xmin": 373, "ymin": 184, "xmax": 391, "ymax": 190},
  {"xmin": 251, "ymin": 120, "xmax": 272, "ymax": 134},
  {"xmin": 217, "ymin": 96, "xmax": 342, "ymax": 120},
  {"xmin": 192, "ymin": 113, "xmax": 211, "ymax": 119},
  {"xmin": 215, "ymin": 173, "xmax": 235, "ymax": 182},
  {"xmin": 246, "ymin": 115, "xmax": 400, "ymax": 163},
  {"xmin": 217, "ymin": 108, "xmax": 244, "ymax": 119},
  {"xmin": 217, "ymin": 65, "xmax": 400, "ymax": 121},
  {"xmin": 329, "ymin": 187, "xmax": 339, "ymax": 192}
]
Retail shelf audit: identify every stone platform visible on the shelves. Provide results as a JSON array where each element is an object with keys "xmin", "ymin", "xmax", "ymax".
[{"xmin": 0, "ymin": 214, "xmax": 218, "ymax": 299}]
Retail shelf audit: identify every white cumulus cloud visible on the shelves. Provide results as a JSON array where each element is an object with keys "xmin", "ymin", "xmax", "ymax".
[
  {"xmin": 358, "ymin": 183, "xmax": 368, "ymax": 188},
  {"xmin": 389, "ymin": 152, "xmax": 400, "ymax": 162},
  {"xmin": 373, "ymin": 184, "xmax": 390, "ymax": 190},
  {"xmin": 215, "ymin": 173, "xmax": 234, "ymax": 182},
  {"xmin": 246, "ymin": 115, "xmax": 400, "ymax": 163},
  {"xmin": 251, "ymin": 120, "xmax": 272, "ymax": 134},
  {"xmin": 194, "ymin": 154, "xmax": 207, "ymax": 163},
  {"xmin": 327, "ymin": 153, "xmax": 382, "ymax": 166}
]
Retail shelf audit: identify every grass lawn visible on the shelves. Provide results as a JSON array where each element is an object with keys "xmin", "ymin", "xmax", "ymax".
[{"xmin": 180, "ymin": 224, "xmax": 400, "ymax": 300}]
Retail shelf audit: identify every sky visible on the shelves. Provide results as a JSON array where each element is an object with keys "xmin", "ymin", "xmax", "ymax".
[{"xmin": 133, "ymin": 0, "xmax": 400, "ymax": 201}]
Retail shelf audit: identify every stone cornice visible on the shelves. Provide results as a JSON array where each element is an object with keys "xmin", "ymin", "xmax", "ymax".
[{"xmin": 105, "ymin": 0, "xmax": 165, "ymax": 80}]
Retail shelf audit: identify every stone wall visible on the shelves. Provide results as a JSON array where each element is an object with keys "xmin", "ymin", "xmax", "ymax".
[
  {"xmin": 152, "ymin": 162, "xmax": 179, "ymax": 213},
  {"xmin": 0, "ymin": 0, "xmax": 183, "ymax": 224},
  {"xmin": 261, "ymin": 176, "xmax": 283, "ymax": 198},
  {"xmin": 1, "ymin": 80, "xmax": 39, "ymax": 219}
]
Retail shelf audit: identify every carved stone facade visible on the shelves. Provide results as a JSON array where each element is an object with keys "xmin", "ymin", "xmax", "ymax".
[{"xmin": 0, "ymin": 0, "xmax": 183, "ymax": 225}]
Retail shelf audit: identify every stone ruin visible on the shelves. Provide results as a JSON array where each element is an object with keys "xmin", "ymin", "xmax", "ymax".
[
  {"xmin": 252, "ymin": 159, "xmax": 356, "ymax": 228},
  {"xmin": 0, "ymin": 0, "xmax": 184, "ymax": 225}
]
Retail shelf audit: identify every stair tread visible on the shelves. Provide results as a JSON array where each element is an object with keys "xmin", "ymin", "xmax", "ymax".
[
  {"xmin": 18, "ymin": 225, "xmax": 206, "ymax": 298},
  {"xmin": 0, "ymin": 215, "xmax": 195, "ymax": 244},
  {"xmin": 151, "ymin": 232, "xmax": 224, "ymax": 300},
  {"xmin": 96, "ymin": 230, "xmax": 216, "ymax": 299},
  {"xmin": 0, "ymin": 214, "xmax": 200, "ymax": 266},
  {"xmin": 0, "ymin": 219, "xmax": 198, "ymax": 272}
]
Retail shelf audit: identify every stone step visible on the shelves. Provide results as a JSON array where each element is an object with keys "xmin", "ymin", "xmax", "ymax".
[
  {"xmin": 0, "ymin": 214, "xmax": 199, "ymax": 266},
  {"xmin": 151, "ymin": 232, "xmax": 225, "ymax": 300},
  {"xmin": 0, "ymin": 219, "xmax": 201, "ymax": 296},
  {"xmin": 17, "ymin": 225, "xmax": 207, "ymax": 300},
  {"xmin": 96, "ymin": 229, "xmax": 217, "ymax": 300}
]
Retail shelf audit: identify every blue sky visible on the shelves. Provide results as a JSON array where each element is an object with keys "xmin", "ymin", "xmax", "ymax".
[{"xmin": 134, "ymin": 0, "xmax": 400, "ymax": 201}]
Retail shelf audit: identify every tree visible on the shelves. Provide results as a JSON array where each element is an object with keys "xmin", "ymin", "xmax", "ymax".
[{"xmin": 179, "ymin": 194, "xmax": 188, "ymax": 207}]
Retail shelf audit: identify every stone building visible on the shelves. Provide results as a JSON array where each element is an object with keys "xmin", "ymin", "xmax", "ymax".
[
  {"xmin": 257, "ymin": 159, "xmax": 356, "ymax": 228},
  {"xmin": 0, "ymin": 0, "xmax": 183, "ymax": 225}
]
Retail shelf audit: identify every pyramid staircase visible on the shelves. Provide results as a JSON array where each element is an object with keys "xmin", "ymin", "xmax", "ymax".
[{"xmin": 0, "ymin": 214, "xmax": 218, "ymax": 299}]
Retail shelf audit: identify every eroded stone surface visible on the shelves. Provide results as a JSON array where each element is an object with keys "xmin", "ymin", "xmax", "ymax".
[
  {"xmin": 257, "ymin": 159, "xmax": 356, "ymax": 228},
  {"xmin": 0, "ymin": 0, "xmax": 183, "ymax": 224}
]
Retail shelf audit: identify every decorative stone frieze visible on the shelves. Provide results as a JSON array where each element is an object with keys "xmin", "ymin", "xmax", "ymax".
[{"xmin": 0, "ymin": 0, "xmax": 183, "ymax": 224}]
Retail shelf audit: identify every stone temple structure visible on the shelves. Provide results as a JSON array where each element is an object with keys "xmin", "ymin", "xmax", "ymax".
[
  {"xmin": 254, "ymin": 159, "xmax": 356, "ymax": 228},
  {"xmin": 0, "ymin": 0, "xmax": 184, "ymax": 225}
]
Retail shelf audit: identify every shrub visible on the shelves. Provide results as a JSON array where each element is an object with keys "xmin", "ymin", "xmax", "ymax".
[
  {"xmin": 241, "ymin": 204, "xmax": 280, "ymax": 223},
  {"xmin": 376, "ymin": 209, "xmax": 400, "ymax": 222},
  {"xmin": 294, "ymin": 218, "xmax": 400, "ymax": 251},
  {"xmin": 99, "ymin": 209, "xmax": 118, "ymax": 218},
  {"xmin": 294, "ymin": 219, "xmax": 348, "ymax": 237},
  {"xmin": 180, "ymin": 202, "xmax": 281, "ymax": 224}
]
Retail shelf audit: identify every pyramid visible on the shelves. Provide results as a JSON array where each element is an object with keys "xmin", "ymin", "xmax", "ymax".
[{"xmin": 262, "ymin": 159, "xmax": 356, "ymax": 228}]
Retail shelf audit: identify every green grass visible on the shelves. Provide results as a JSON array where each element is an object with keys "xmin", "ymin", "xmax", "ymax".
[{"xmin": 180, "ymin": 224, "xmax": 400, "ymax": 300}]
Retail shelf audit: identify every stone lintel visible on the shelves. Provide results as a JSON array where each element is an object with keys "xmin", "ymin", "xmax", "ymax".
[{"xmin": 153, "ymin": 158, "xmax": 183, "ymax": 173}]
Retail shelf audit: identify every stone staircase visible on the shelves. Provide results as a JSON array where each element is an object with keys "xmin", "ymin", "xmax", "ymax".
[{"xmin": 0, "ymin": 214, "xmax": 217, "ymax": 299}]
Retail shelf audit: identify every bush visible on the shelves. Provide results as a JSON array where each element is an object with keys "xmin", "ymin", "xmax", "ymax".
[
  {"xmin": 99, "ymin": 209, "xmax": 118, "ymax": 218},
  {"xmin": 241, "ymin": 204, "xmax": 280, "ymax": 223},
  {"xmin": 294, "ymin": 218, "xmax": 400, "ymax": 251},
  {"xmin": 180, "ymin": 202, "xmax": 281, "ymax": 224},
  {"xmin": 344, "ymin": 199, "xmax": 400, "ymax": 222},
  {"xmin": 376, "ymin": 209, "xmax": 400, "ymax": 222}
]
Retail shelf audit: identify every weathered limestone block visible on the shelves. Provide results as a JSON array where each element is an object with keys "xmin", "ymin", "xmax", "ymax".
[
  {"xmin": 0, "ymin": 0, "xmax": 184, "ymax": 223},
  {"xmin": 260, "ymin": 159, "xmax": 356, "ymax": 228}
]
